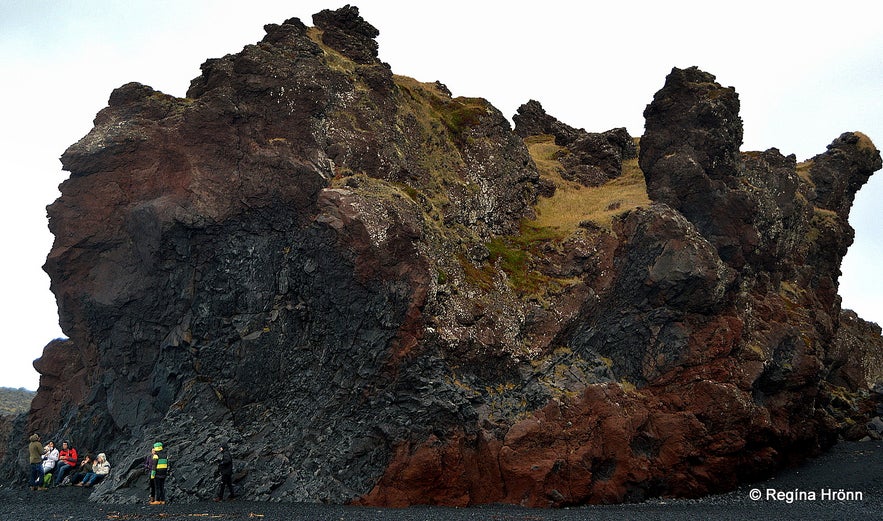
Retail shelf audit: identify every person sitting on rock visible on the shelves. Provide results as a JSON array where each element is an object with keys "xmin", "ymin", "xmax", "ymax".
[
  {"xmin": 40, "ymin": 441, "xmax": 59, "ymax": 488},
  {"xmin": 53, "ymin": 441, "xmax": 78, "ymax": 486},
  {"xmin": 68, "ymin": 454, "xmax": 93, "ymax": 486},
  {"xmin": 79, "ymin": 453, "xmax": 110, "ymax": 487}
]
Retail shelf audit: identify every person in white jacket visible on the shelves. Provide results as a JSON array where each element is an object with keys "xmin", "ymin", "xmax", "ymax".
[
  {"xmin": 81, "ymin": 453, "xmax": 110, "ymax": 487},
  {"xmin": 38, "ymin": 441, "xmax": 59, "ymax": 489}
]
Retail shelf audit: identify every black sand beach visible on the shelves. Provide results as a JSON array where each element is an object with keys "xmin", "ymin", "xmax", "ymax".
[{"xmin": 2, "ymin": 440, "xmax": 880, "ymax": 521}]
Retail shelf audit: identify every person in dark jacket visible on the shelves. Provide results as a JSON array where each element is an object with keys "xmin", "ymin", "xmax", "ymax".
[
  {"xmin": 69, "ymin": 454, "xmax": 93, "ymax": 485},
  {"xmin": 214, "ymin": 444, "xmax": 235, "ymax": 501}
]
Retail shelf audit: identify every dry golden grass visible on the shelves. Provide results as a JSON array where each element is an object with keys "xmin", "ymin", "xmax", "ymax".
[
  {"xmin": 796, "ymin": 160, "xmax": 814, "ymax": 187},
  {"xmin": 855, "ymin": 131, "xmax": 876, "ymax": 153},
  {"xmin": 306, "ymin": 27, "xmax": 358, "ymax": 75},
  {"xmin": 525, "ymin": 135, "xmax": 649, "ymax": 234},
  {"xmin": 393, "ymin": 75, "xmax": 452, "ymax": 100},
  {"xmin": 523, "ymin": 134, "xmax": 566, "ymax": 178}
]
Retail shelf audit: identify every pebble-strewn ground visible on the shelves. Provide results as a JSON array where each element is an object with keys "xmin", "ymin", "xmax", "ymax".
[{"xmin": 2, "ymin": 440, "xmax": 880, "ymax": 521}]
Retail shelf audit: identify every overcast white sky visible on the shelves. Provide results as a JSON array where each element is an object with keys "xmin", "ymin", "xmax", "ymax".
[{"xmin": 1, "ymin": 1, "xmax": 881, "ymax": 390}]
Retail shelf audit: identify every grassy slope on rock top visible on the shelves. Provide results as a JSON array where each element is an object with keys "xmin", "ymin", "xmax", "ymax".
[
  {"xmin": 309, "ymin": 25, "xmax": 651, "ymax": 302},
  {"xmin": 525, "ymin": 134, "xmax": 650, "ymax": 234},
  {"xmin": 475, "ymin": 135, "xmax": 650, "ymax": 300}
]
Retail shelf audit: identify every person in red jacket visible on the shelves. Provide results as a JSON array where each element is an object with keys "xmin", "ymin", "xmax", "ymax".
[{"xmin": 53, "ymin": 441, "xmax": 78, "ymax": 486}]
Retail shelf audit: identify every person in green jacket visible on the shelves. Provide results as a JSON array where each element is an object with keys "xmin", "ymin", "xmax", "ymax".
[{"xmin": 28, "ymin": 433, "xmax": 43, "ymax": 490}]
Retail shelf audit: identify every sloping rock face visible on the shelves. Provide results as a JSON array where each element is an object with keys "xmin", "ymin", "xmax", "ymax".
[{"xmin": 5, "ymin": 7, "xmax": 882, "ymax": 507}]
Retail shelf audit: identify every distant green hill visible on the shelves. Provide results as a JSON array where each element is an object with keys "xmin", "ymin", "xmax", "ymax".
[{"xmin": 0, "ymin": 387, "xmax": 34, "ymax": 415}]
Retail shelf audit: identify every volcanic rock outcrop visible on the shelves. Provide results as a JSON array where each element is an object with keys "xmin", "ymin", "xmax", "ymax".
[
  {"xmin": 2, "ymin": 5, "xmax": 882, "ymax": 507},
  {"xmin": 514, "ymin": 99, "xmax": 637, "ymax": 187}
]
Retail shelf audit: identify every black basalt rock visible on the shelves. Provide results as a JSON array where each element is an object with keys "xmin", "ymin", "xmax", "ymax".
[
  {"xmin": 514, "ymin": 99, "xmax": 635, "ymax": 186},
  {"xmin": 313, "ymin": 5, "xmax": 380, "ymax": 64}
]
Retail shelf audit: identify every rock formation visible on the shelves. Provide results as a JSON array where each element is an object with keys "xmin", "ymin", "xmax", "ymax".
[
  {"xmin": 1, "ymin": 5, "xmax": 882, "ymax": 508},
  {"xmin": 514, "ymin": 99, "xmax": 637, "ymax": 187}
]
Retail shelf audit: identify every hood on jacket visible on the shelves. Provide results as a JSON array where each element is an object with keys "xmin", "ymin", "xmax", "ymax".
[{"xmin": 29, "ymin": 434, "xmax": 40, "ymax": 442}]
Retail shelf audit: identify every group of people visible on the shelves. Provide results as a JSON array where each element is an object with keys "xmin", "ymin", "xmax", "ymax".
[
  {"xmin": 27, "ymin": 434, "xmax": 110, "ymax": 491},
  {"xmin": 27, "ymin": 434, "xmax": 236, "ymax": 503}
]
